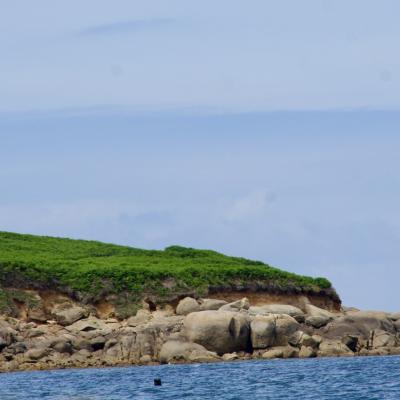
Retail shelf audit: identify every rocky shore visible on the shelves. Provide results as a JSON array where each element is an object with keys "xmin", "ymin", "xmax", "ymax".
[{"xmin": 1, "ymin": 296, "xmax": 399, "ymax": 372}]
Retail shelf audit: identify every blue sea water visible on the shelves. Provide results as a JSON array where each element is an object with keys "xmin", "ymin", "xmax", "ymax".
[{"xmin": 1, "ymin": 356, "xmax": 400, "ymax": 399}]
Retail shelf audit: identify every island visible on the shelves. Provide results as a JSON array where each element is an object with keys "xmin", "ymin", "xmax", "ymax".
[{"xmin": 0, "ymin": 231, "xmax": 398, "ymax": 372}]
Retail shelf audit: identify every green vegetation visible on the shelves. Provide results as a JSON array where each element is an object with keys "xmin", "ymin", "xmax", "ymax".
[{"xmin": 0, "ymin": 232, "xmax": 332, "ymax": 302}]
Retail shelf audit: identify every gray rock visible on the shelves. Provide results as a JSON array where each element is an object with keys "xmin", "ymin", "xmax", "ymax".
[
  {"xmin": 394, "ymin": 320, "xmax": 400, "ymax": 331},
  {"xmin": 262, "ymin": 345, "xmax": 299, "ymax": 359},
  {"xmin": 274, "ymin": 314, "xmax": 300, "ymax": 346},
  {"xmin": 139, "ymin": 355, "xmax": 152, "ymax": 364},
  {"xmin": 52, "ymin": 338, "xmax": 73, "ymax": 354},
  {"xmin": 388, "ymin": 312, "xmax": 400, "ymax": 321},
  {"xmin": 176, "ymin": 297, "xmax": 200, "ymax": 316},
  {"xmin": 299, "ymin": 346, "xmax": 317, "ymax": 358},
  {"xmin": 0, "ymin": 326, "xmax": 18, "ymax": 346},
  {"xmin": 54, "ymin": 306, "xmax": 88, "ymax": 326},
  {"xmin": 26, "ymin": 348, "xmax": 49, "ymax": 361},
  {"xmin": 251, "ymin": 314, "xmax": 300, "ymax": 349},
  {"xmin": 66, "ymin": 317, "xmax": 111, "ymax": 334},
  {"xmin": 250, "ymin": 304, "xmax": 305, "ymax": 322},
  {"xmin": 222, "ymin": 352, "xmax": 239, "ymax": 361},
  {"xmin": 184, "ymin": 310, "xmax": 250, "ymax": 354},
  {"xmin": 372, "ymin": 330, "xmax": 397, "ymax": 348},
  {"xmin": 341, "ymin": 335, "xmax": 359, "ymax": 352},
  {"xmin": 159, "ymin": 340, "xmax": 219, "ymax": 363},
  {"xmin": 220, "ymin": 298, "xmax": 250, "ymax": 312},
  {"xmin": 306, "ymin": 315, "xmax": 331, "ymax": 328},
  {"xmin": 305, "ymin": 304, "xmax": 334, "ymax": 320},
  {"xmin": 323, "ymin": 311, "xmax": 396, "ymax": 340},
  {"xmin": 199, "ymin": 299, "xmax": 228, "ymax": 311},
  {"xmin": 300, "ymin": 334, "xmax": 322, "ymax": 349},
  {"xmin": 90, "ymin": 336, "xmax": 106, "ymax": 351},
  {"xmin": 319, "ymin": 340, "xmax": 354, "ymax": 357},
  {"xmin": 126, "ymin": 310, "xmax": 152, "ymax": 327},
  {"xmin": 251, "ymin": 315, "xmax": 276, "ymax": 349}
]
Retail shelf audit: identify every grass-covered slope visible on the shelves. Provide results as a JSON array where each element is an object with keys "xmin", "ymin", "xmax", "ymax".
[{"xmin": 0, "ymin": 232, "xmax": 333, "ymax": 303}]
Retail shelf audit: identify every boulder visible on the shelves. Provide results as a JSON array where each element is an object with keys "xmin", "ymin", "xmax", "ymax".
[
  {"xmin": 65, "ymin": 317, "xmax": 111, "ymax": 335},
  {"xmin": 305, "ymin": 304, "xmax": 334, "ymax": 327},
  {"xmin": 372, "ymin": 330, "xmax": 397, "ymax": 348},
  {"xmin": 90, "ymin": 336, "xmax": 106, "ymax": 351},
  {"xmin": 319, "ymin": 340, "xmax": 354, "ymax": 357},
  {"xmin": 301, "ymin": 334, "xmax": 322, "ymax": 349},
  {"xmin": 0, "ymin": 326, "xmax": 18, "ymax": 346},
  {"xmin": 139, "ymin": 355, "xmax": 152, "ymax": 364},
  {"xmin": 53, "ymin": 306, "xmax": 88, "ymax": 326},
  {"xmin": 220, "ymin": 298, "xmax": 250, "ymax": 312},
  {"xmin": 274, "ymin": 314, "xmax": 300, "ymax": 346},
  {"xmin": 322, "ymin": 311, "xmax": 396, "ymax": 340},
  {"xmin": 250, "ymin": 314, "xmax": 300, "ymax": 349},
  {"xmin": 199, "ymin": 299, "xmax": 228, "ymax": 311},
  {"xmin": 184, "ymin": 310, "xmax": 250, "ymax": 354},
  {"xmin": 25, "ymin": 348, "xmax": 49, "ymax": 361},
  {"xmin": 176, "ymin": 297, "xmax": 200, "ymax": 315},
  {"xmin": 341, "ymin": 335, "xmax": 359, "ymax": 352},
  {"xmin": 299, "ymin": 346, "xmax": 317, "ymax": 358},
  {"xmin": 262, "ymin": 345, "xmax": 299, "ymax": 359},
  {"xmin": 250, "ymin": 315, "xmax": 276, "ymax": 349},
  {"xmin": 222, "ymin": 352, "xmax": 239, "ymax": 361},
  {"xmin": 0, "ymin": 338, "xmax": 8, "ymax": 351},
  {"xmin": 306, "ymin": 316, "xmax": 331, "ymax": 328},
  {"xmin": 250, "ymin": 304, "xmax": 305, "ymax": 322},
  {"xmin": 126, "ymin": 310, "xmax": 152, "ymax": 327},
  {"xmin": 51, "ymin": 338, "xmax": 73, "ymax": 354},
  {"xmin": 159, "ymin": 340, "xmax": 219, "ymax": 363},
  {"xmin": 394, "ymin": 320, "xmax": 400, "ymax": 331},
  {"xmin": 389, "ymin": 312, "xmax": 400, "ymax": 321}
]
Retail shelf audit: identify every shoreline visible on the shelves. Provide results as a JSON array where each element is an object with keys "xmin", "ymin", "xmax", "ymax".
[
  {"xmin": 1, "ymin": 296, "xmax": 399, "ymax": 373},
  {"xmin": 3, "ymin": 352, "xmax": 400, "ymax": 375}
]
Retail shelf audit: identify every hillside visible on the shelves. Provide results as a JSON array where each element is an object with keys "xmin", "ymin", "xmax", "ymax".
[{"xmin": 0, "ymin": 231, "xmax": 339, "ymax": 318}]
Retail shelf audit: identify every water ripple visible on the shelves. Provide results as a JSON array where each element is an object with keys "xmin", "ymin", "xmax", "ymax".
[{"xmin": 1, "ymin": 356, "xmax": 400, "ymax": 399}]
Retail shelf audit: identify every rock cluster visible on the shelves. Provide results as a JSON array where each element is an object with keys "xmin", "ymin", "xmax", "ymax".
[{"xmin": 1, "ymin": 297, "xmax": 399, "ymax": 372}]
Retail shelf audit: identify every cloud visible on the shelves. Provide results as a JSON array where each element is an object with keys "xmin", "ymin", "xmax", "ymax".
[
  {"xmin": 223, "ymin": 190, "xmax": 276, "ymax": 223},
  {"xmin": 78, "ymin": 18, "xmax": 175, "ymax": 37}
]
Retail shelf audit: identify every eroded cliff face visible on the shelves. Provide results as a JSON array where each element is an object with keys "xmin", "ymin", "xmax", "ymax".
[
  {"xmin": 0, "ymin": 284, "xmax": 340, "ymax": 323},
  {"xmin": 0, "ymin": 294, "xmax": 399, "ymax": 373}
]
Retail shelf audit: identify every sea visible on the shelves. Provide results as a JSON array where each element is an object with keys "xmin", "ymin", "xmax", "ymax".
[{"xmin": 1, "ymin": 356, "xmax": 399, "ymax": 399}]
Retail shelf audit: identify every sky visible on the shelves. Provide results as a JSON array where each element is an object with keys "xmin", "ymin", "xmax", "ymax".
[{"xmin": 1, "ymin": 1, "xmax": 400, "ymax": 311}]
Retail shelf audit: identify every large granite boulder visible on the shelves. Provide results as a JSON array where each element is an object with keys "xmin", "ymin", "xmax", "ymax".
[
  {"xmin": 250, "ymin": 315, "xmax": 276, "ymax": 349},
  {"xmin": 262, "ymin": 345, "xmax": 299, "ymax": 359},
  {"xmin": 126, "ymin": 310, "xmax": 152, "ymax": 327},
  {"xmin": 176, "ymin": 298, "xmax": 200, "ymax": 316},
  {"xmin": 65, "ymin": 317, "xmax": 112, "ymax": 335},
  {"xmin": 322, "ymin": 311, "xmax": 396, "ymax": 340},
  {"xmin": 319, "ymin": 340, "xmax": 354, "ymax": 357},
  {"xmin": 299, "ymin": 346, "xmax": 317, "ymax": 358},
  {"xmin": 249, "ymin": 304, "xmax": 305, "ymax": 322},
  {"xmin": 372, "ymin": 330, "xmax": 397, "ymax": 349},
  {"xmin": 388, "ymin": 312, "xmax": 400, "ymax": 321},
  {"xmin": 250, "ymin": 314, "xmax": 300, "ymax": 349},
  {"xmin": 199, "ymin": 299, "xmax": 228, "ymax": 311},
  {"xmin": 305, "ymin": 304, "xmax": 334, "ymax": 327},
  {"xmin": 220, "ymin": 298, "xmax": 250, "ymax": 312},
  {"xmin": 160, "ymin": 340, "xmax": 219, "ymax": 363},
  {"xmin": 54, "ymin": 306, "xmax": 88, "ymax": 326},
  {"xmin": 275, "ymin": 314, "xmax": 301, "ymax": 346},
  {"xmin": 183, "ymin": 310, "xmax": 250, "ymax": 354}
]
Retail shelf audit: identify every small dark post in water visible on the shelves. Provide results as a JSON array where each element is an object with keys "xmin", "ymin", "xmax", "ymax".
[{"xmin": 154, "ymin": 378, "xmax": 162, "ymax": 386}]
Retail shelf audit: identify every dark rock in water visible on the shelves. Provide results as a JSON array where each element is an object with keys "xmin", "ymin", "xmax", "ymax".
[{"xmin": 154, "ymin": 378, "xmax": 162, "ymax": 386}]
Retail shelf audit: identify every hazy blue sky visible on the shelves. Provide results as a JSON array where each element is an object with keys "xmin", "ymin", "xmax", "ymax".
[{"xmin": 1, "ymin": 1, "xmax": 399, "ymax": 310}]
